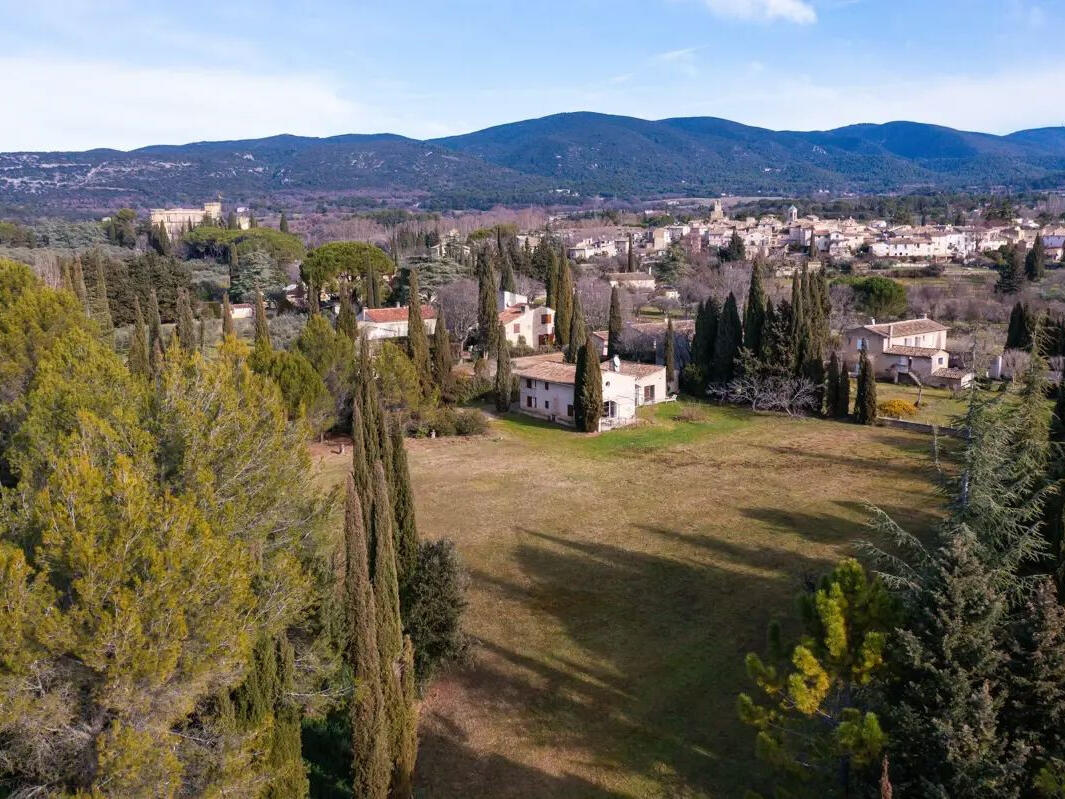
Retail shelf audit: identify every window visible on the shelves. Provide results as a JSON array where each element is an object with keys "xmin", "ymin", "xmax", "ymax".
[
  {"xmin": 541, "ymin": 314, "xmax": 551, "ymax": 324},
  {"xmin": 603, "ymin": 400, "xmax": 618, "ymax": 418},
  {"xmin": 643, "ymin": 385, "xmax": 655, "ymax": 403},
  {"xmin": 512, "ymin": 323, "xmax": 520, "ymax": 334},
  {"xmin": 567, "ymin": 404, "xmax": 573, "ymax": 417},
  {"xmin": 526, "ymin": 378, "xmax": 533, "ymax": 389},
  {"xmin": 544, "ymin": 401, "xmax": 550, "ymax": 410},
  {"xmin": 544, "ymin": 382, "xmax": 550, "ymax": 390},
  {"xmin": 526, "ymin": 396, "xmax": 533, "ymax": 408}
]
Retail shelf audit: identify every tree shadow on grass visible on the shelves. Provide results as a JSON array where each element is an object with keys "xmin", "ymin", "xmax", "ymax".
[{"xmin": 428, "ymin": 526, "xmax": 837, "ymax": 798}]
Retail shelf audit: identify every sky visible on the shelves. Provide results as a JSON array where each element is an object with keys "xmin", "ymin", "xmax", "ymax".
[{"xmin": 2, "ymin": 0, "xmax": 1064, "ymax": 151}]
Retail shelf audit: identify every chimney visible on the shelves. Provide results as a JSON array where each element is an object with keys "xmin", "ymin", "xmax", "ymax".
[
  {"xmin": 870, "ymin": 317, "xmax": 876, "ymax": 325},
  {"xmin": 888, "ymin": 323, "xmax": 894, "ymax": 338}
]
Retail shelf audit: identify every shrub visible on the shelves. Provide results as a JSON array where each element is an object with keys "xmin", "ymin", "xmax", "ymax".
[
  {"xmin": 454, "ymin": 408, "xmax": 488, "ymax": 436},
  {"xmin": 877, "ymin": 398, "xmax": 918, "ymax": 419},
  {"xmin": 448, "ymin": 374, "xmax": 493, "ymax": 405},
  {"xmin": 401, "ymin": 539, "xmax": 469, "ymax": 684}
]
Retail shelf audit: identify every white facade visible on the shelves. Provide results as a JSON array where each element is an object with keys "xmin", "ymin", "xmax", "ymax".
[{"xmin": 499, "ymin": 302, "xmax": 555, "ymax": 348}]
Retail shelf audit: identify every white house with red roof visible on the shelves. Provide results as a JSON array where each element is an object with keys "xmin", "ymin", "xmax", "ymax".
[
  {"xmin": 357, "ymin": 304, "xmax": 437, "ymax": 341},
  {"xmin": 497, "ymin": 292, "xmax": 555, "ymax": 348}
]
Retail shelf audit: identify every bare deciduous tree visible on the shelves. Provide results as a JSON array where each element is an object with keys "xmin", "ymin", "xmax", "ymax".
[{"xmin": 436, "ymin": 278, "xmax": 479, "ymax": 341}]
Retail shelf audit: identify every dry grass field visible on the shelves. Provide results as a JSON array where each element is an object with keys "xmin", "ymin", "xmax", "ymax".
[{"xmin": 315, "ymin": 402, "xmax": 942, "ymax": 798}]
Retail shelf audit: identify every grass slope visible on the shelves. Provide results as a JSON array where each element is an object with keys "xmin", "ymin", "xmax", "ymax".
[{"xmin": 316, "ymin": 402, "xmax": 941, "ymax": 797}]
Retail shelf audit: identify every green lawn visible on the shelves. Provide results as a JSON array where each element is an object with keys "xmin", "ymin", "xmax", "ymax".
[
  {"xmin": 875, "ymin": 381, "xmax": 969, "ymax": 427},
  {"xmin": 313, "ymin": 401, "xmax": 942, "ymax": 798}
]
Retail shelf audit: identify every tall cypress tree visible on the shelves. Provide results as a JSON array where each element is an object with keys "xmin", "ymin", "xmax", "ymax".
[
  {"xmin": 711, "ymin": 292, "xmax": 742, "ymax": 384},
  {"xmin": 395, "ymin": 635, "xmax": 419, "ymax": 799},
  {"xmin": 554, "ymin": 259, "xmax": 574, "ymax": 351},
  {"xmin": 127, "ymin": 296, "xmax": 151, "ymax": 378},
  {"xmin": 370, "ymin": 461, "xmax": 406, "ymax": 789},
  {"xmin": 627, "ymin": 232, "xmax": 636, "ymax": 272},
  {"xmin": 337, "ymin": 283, "xmax": 358, "ymax": 342},
  {"xmin": 390, "ymin": 419, "xmax": 418, "ymax": 596},
  {"xmin": 1006, "ymin": 302, "xmax": 1033, "ymax": 351},
  {"xmin": 544, "ymin": 245, "xmax": 559, "ymax": 309},
  {"xmin": 855, "ymin": 349, "xmax": 877, "ymax": 424},
  {"xmin": 279, "ymin": 210, "xmax": 289, "ymax": 234},
  {"xmin": 838, "ymin": 357, "xmax": 851, "ymax": 418},
  {"xmin": 999, "ymin": 244, "xmax": 1025, "ymax": 294},
  {"xmin": 476, "ymin": 250, "xmax": 497, "ymax": 354},
  {"xmin": 432, "ymin": 307, "xmax": 454, "ymax": 393},
  {"xmin": 565, "ymin": 292, "xmax": 586, "ymax": 364},
  {"xmin": 498, "ymin": 249, "xmax": 517, "ymax": 294},
  {"xmin": 222, "ymin": 294, "xmax": 236, "ymax": 338},
  {"xmin": 573, "ymin": 334, "xmax": 603, "ymax": 433},
  {"xmin": 790, "ymin": 271, "xmax": 807, "ymax": 376},
  {"xmin": 351, "ymin": 398, "xmax": 372, "ymax": 514},
  {"xmin": 406, "ymin": 269, "xmax": 432, "ymax": 391},
  {"xmin": 1044, "ymin": 383, "xmax": 1065, "ymax": 590},
  {"xmin": 344, "ymin": 476, "xmax": 389, "ymax": 799},
  {"xmin": 607, "ymin": 286, "xmax": 623, "ymax": 359},
  {"xmin": 89, "ymin": 254, "xmax": 114, "ymax": 347},
  {"xmin": 664, "ymin": 317, "xmax": 676, "ymax": 394},
  {"xmin": 1027, "ymin": 234, "xmax": 1046, "ymax": 281},
  {"xmin": 743, "ymin": 260, "xmax": 767, "ymax": 355},
  {"xmin": 494, "ymin": 323, "xmax": 512, "ymax": 412},
  {"xmin": 72, "ymin": 257, "xmax": 90, "ymax": 312},
  {"xmin": 176, "ymin": 289, "xmax": 196, "ymax": 352},
  {"xmin": 826, "ymin": 350, "xmax": 841, "ymax": 418}
]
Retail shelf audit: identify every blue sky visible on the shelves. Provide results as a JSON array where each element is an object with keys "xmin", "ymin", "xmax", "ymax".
[{"xmin": 2, "ymin": 0, "xmax": 1063, "ymax": 150}]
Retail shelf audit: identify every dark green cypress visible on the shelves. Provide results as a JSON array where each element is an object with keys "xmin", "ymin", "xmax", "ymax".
[
  {"xmin": 790, "ymin": 271, "xmax": 808, "ymax": 376},
  {"xmin": 565, "ymin": 291, "xmax": 586, "ymax": 364},
  {"xmin": 176, "ymin": 289, "xmax": 197, "ymax": 352},
  {"xmin": 254, "ymin": 290, "xmax": 271, "ymax": 349},
  {"xmin": 498, "ymin": 248, "xmax": 516, "ymax": 294},
  {"xmin": 607, "ymin": 286, "xmax": 623, "ymax": 359},
  {"xmin": 127, "ymin": 296, "xmax": 151, "ymax": 378},
  {"xmin": 337, "ymin": 282, "xmax": 358, "ymax": 342},
  {"xmin": 711, "ymin": 292, "xmax": 742, "ymax": 384},
  {"xmin": 998, "ymin": 243, "xmax": 1025, "ymax": 294},
  {"xmin": 279, "ymin": 210, "xmax": 289, "ymax": 234},
  {"xmin": 344, "ymin": 476, "xmax": 389, "ymax": 799},
  {"xmin": 855, "ymin": 349, "xmax": 877, "ymax": 424},
  {"xmin": 573, "ymin": 334, "xmax": 603, "ymax": 433},
  {"xmin": 351, "ymin": 397, "xmax": 372, "ymax": 509},
  {"xmin": 826, "ymin": 351, "xmax": 841, "ymax": 417},
  {"xmin": 664, "ymin": 317, "xmax": 676, "ymax": 394},
  {"xmin": 627, "ymin": 232, "xmax": 636, "ymax": 272},
  {"xmin": 838, "ymin": 357, "xmax": 851, "ymax": 418},
  {"xmin": 743, "ymin": 260, "xmax": 767, "ymax": 355},
  {"xmin": 72, "ymin": 257, "xmax": 90, "ymax": 312},
  {"xmin": 1044, "ymin": 383, "xmax": 1065, "ymax": 590},
  {"xmin": 554, "ymin": 257, "xmax": 574, "ymax": 351},
  {"xmin": 494, "ymin": 322, "xmax": 512, "ymax": 412},
  {"xmin": 390, "ymin": 419, "xmax": 418, "ymax": 595},
  {"xmin": 221, "ymin": 294, "xmax": 236, "ymax": 338},
  {"xmin": 406, "ymin": 269, "xmax": 431, "ymax": 391},
  {"xmin": 476, "ymin": 249, "xmax": 497, "ymax": 354},
  {"xmin": 1027, "ymin": 234, "xmax": 1046, "ymax": 281}
]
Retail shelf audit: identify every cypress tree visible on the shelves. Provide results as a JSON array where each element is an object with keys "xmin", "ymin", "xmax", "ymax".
[
  {"xmin": 279, "ymin": 210, "xmax": 289, "ymax": 234},
  {"xmin": 607, "ymin": 286, "xmax": 623, "ymax": 359},
  {"xmin": 375, "ymin": 391, "xmax": 394, "ymax": 494},
  {"xmin": 565, "ymin": 292, "xmax": 586, "ymax": 364},
  {"xmin": 476, "ymin": 250, "xmax": 497, "ymax": 354},
  {"xmin": 221, "ymin": 294, "xmax": 235, "ymax": 338},
  {"xmin": 406, "ymin": 269, "xmax": 432, "ymax": 391},
  {"xmin": 432, "ymin": 307, "xmax": 454, "ymax": 393},
  {"xmin": 573, "ymin": 334, "xmax": 603, "ymax": 433},
  {"xmin": 176, "ymin": 289, "xmax": 196, "ymax": 352},
  {"xmin": 58, "ymin": 259, "xmax": 74, "ymax": 294},
  {"xmin": 1006, "ymin": 302, "xmax": 1033, "ymax": 351},
  {"xmin": 344, "ymin": 476, "xmax": 389, "ymax": 799},
  {"xmin": 72, "ymin": 257, "xmax": 90, "ymax": 311},
  {"xmin": 554, "ymin": 258, "xmax": 574, "ymax": 351},
  {"xmin": 254, "ymin": 290, "xmax": 271, "ymax": 350},
  {"xmin": 150, "ymin": 336, "xmax": 165, "ymax": 377},
  {"xmin": 390, "ymin": 419, "xmax": 418, "ymax": 595},
  {"xmin": 370, "ymin": 461, "xmax": 405, "ymax": 785},
  {"xmin": 544, "ymin": 245, "xmax": 559, "ymax": 309},
  {"xmin": 351, "ymin": 397, "xmax": 372, "ymax": 510},
  {"xmin": 89, "ymin": 254, "xmax": 114, "ymax": 346},
  {"xmin": 127, "ymin": 297, "xmax": 151, "ymax": 378},
  {"xmin": 395, "ymin": 635, "xmax": 419, "ymax": 799},
  {"xmin": 838, "ymin": 357, "xmax": 851, "ymax": 418},
  {"xmin": 692, "ymin": 297, "xmax": 720, "ymax": 377},
  {"xmin": 711, "ymin": 292, "xmax": 742, "ymax": 384},
  {"xmin": 1044, "ymin": 383, "xmax": 1065, "ymax": 590},
  {"xmin": 627, "ymin": 232, "xmax": 636, "ymax": 272},
  {"xmin": 337, "ymin": 283, "xmax": 358, "ymax": 342},
  {"xmin": 790, "ymin": 271, "xmax": 808, "ymax": 376},
  {"xmin": 998, "ymin": 243, "xmax": 1025, "ymax": 294},
  {"xmin": 197, "ymin": 318, "xmax": 206, "ymax": 355},
  {"xmin": 826, "ymin": 350, "xmax": 841, "ymax": 418},
  {"xmin": 855, "ymin": 349, "xmax": 877, "ymax": 424},
  {"xmin": 664, "ymin": 317, "xmax": 676, "ymax": 394},
  {"xmin": 761, "ymin": 299, "xmax": 778, "ymax": 362},
  {"xmin": 1027, "ymin": 234, "xmax": 1046, "ymax": 281},
  {"xmin": 268, "ymin": 635, "xmax": 308, "ymax": 799},
  {"xmin": 498, "ymin": 249, "xmax": 516, "ymax": 294},
  {"xmin": 494, "ymin": 323, "xmax": 512, "ymax": 412},
  {"xmin": 743, "ymin": 260, "xmax": 767, "ymax": 355}
]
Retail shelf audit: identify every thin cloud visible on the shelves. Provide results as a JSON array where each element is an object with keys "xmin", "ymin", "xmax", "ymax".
[{"xmin": 699, "ymin": 0, "xmax": 817, "ymax": 24}]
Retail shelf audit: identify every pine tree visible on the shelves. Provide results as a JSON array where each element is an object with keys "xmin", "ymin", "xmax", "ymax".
[
  {"xmin": 390, "ymin": 420, "xmax": 418, "ymax": 595},
  {"xmin": 127, "ymin": 296, "xmax": 151, "ymax": 378},
  {"xmin": 406, "ymin": 269, "xmax": 432, "ymax": 392},
  {"xmin": 494, "ymin": 323, "xmax": 512, "ymax": 412},
  {"xmin": 744, "ymin": 260, "xmax": 767, "ymax": 355},
  {"xmin": 573, "ymin": 334, "xmax": 603, "ymax": 433},
  {"xmin": 664, "ymin": 317, "xmax": 676, "ymax": 394},
  {"xmin": 432, "ymin": 307, "xmax": 454, "ymax": 393},
  {"xmin": 337, "ymin": 282, "xmax": 358, "ymax": 342},
  {"xmin": 344, "ymin": 476, "xmax": 390, "ymax": 799},
  {"xmin": 1027, "ymin": 234, "xmax": 1046, "ymax": 281},
  {"xmin": 175, "ymin": 289, "xmax": 196, "ymax": 352},
  {"xmin": 565, "ymin": 292, "xmax": 586, "ymax": 364},
  {"xmin": 476, "ymin": 250, "xmax": 497, "ymax": 354},
  {"xmin": 254, "ymin": 290, "xmax": 271, "ymax": 350},
  {"xmin": 554, "ymin": 257, "xmax": 574, "ymax": 351},
  {"xmin": 370, "ymin": 461, "xmax": 406, "ymax": 787},
  {"xmin": 607, "ymin": 286, "xmax": 623, "ymax": 359},
  {"xmin": 855, "ymin": 349, "xmax": 877, "ymax": 424},
  {"xmin": 221, "ymin": 294, "xmax": 236, "ymax": 338},
  {"xmin": 711, "ymin": 292, "xmax": 742, "ymax": 384},
  {"xmin": 279, "ymin": 211, "xmax": 289, "ymax": 234}
]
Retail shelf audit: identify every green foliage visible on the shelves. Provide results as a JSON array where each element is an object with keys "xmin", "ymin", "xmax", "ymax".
[
  {"xmin": 739, "ymin": 558, "xmax": 895, "ymax": 797},
  {"xmin": 855, "ymin": 349, "xmax": 877, "ymax": 424},
  {"xmin": 183, "ymin": 224, "xmax": 305, "ymax": 265},
  {"xmin": 127, "ymin": 297, "xmax": 151, "ymax": 378},
  {"xmin": 842, "ymin": 275, "xmax": 907, "ymax": 320},
  {"xmin": 998, "ymin": 243, "xmax": 1026, "ymax": 294},
  {"xmin": 573, "ymin": 334, "xmax": 603, "ymax": 432},
  {"xmin": 554, "ymin": 255, "xmax": 574, "ymax": 351},
  {"xmin": 432, "ymin": 306, "xmax": 454, "ymax": 394},
  {"xmin": 711, "ymin": 292, "xmax": 742, "ymax": 384},
  {"xmin": 664, "ymin": 317, "xmax": 676, "ymax": 394},
  {"xmin": 232, "ymin": 248, "xmax": 288, "ymax": 301},
  {"xmin": 400, "ymin": 538, "xmax": 469, "ymax": 683},
  {"xmin": 565, "ymin": 290, "xmax": 586, "ymax": 364},
  {"xmin": 743, "ymin": 260, "xmax": 767, "ymax": 355},
  {"xmin": 1007, "ymin": 301, "xmax": 1035, "ymax": 351},
  {"xmin": 476, "ymin": 250, "xmax": 497, "ymax": 354},
  {"xmin": 406, "ymin": 269, "xmax": 432, "ymax": 393},
  {"xmin": 376, "ymin": 341, "xmax": 423, "ymax": 413},
  {"xmin": 251, "ymin": 346, "xmax": 330, "ymax": 427},
  {"xmin": 103, "ymin": 207, "xmax": 138, "ymax": 248},
  {"xmin": 301, "ymin": 241, "xmax": 395, "ymax": 310},
  {"xmin": 607, "ymin": 286, "xmax": 623, "ymax": 360},
  {"xmin": 495, "ymin": 323, "xmax": 512, "ymax": 412},
  {"xmin": 1028, "ymin": 234, "xmax": 1047, "ymax": 281}
]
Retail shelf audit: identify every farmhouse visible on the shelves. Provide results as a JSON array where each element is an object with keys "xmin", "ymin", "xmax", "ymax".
[
  {"xmin": 498, "ymin": 299, "xmax": 555, "ymax": 348},
  {"xmin": 149, "ymin": 201, "xmax": 225, "ymax": 239},
  {"xmin": 357, "ymin": 304, "xmax": 437, "ymax": 341},
  {"xmin": 513, "ymin": 356, "xmax": 668, "ymax": 431},
  {"xmin": 843, "ymin": 316, "xmax": 973, "ymax": 390}
]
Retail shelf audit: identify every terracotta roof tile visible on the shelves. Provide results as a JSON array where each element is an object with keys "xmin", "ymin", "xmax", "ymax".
[{"xmin": 362, "ymin": 305, "xmax": 436, "ymax": 323}]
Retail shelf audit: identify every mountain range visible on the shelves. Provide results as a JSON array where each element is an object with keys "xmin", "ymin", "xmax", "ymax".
[{"xmin": 4, "ymin": 112, "xmax": 1065, "ymax": 215}]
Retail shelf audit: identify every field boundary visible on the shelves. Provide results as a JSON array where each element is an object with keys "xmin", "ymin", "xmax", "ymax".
[{"xmin": 880, "ymin": 417, "xmax": 966, "ymax": 438}]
